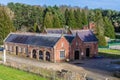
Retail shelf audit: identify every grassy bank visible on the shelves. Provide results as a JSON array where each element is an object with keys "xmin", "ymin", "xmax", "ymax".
[
  {"xmin": 98, "ymin": 49, "xmax": 120, "ymax": 59},
  {"xmin": 0, "ymin": 64, "xmax": 47, "ymax": 80}
]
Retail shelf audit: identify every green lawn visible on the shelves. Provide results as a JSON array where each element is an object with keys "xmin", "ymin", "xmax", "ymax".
[
  {"xmin": 98, "ymin": 48, "xmax": 120, "ymax": 59},
  {"xmin": 0, "ymin": 65, "xmax": 47, "ymax": 80}
]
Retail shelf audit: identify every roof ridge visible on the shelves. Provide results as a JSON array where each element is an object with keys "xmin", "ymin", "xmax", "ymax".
[
  {"xmin": 46, "ymin": 28, "xmax": 64, "ymax": 30},
  {"xmin": 10, "ymin": 32, "xmax": 62, "ymax": 38}
]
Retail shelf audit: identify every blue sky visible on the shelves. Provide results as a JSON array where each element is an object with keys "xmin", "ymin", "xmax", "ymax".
[{"xmin": 0, "ymin": 0, "xmax": 120, "ymax": 11}]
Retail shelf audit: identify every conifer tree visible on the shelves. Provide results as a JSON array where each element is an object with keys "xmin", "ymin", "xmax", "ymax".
[
  {"xmin": 94, "ymin": 10, "xmax": 107, "ymax": 46},
  {"xmin": 53, "ymin": 13, "xmax": 61, "ymax": 28},
  {"xmin": 43, "ymin": 12, "xmax": 53, "ymax": 28},
  {"xmin": 103, "ymin": 17, "xmax": 115, "ymax": 39},
  {"xmin": 81, "ymin": 10, "xmax": 88, "ymax": 26},
  {"xmin": 74, "ymin": 9, "xmax": 82, "ymax": 29},
  {"xmin": 66, "ymin": 9, "xmax": 76, "ymax": 28}
]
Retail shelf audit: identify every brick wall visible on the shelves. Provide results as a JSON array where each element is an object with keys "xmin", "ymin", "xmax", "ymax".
[
  {"xmin": 54, "ymin": 36, "xmax": 70, "ymax": 62},
  {"xmin": 70, "ymin": 34, "xmax": 98, "ymax": 60},
  {"xmin": 4, "ymin": 33, "xmax": 98, "ymax": 62}
]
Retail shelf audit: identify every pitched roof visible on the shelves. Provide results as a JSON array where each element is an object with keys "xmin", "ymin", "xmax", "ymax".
[
  {"xmin": 45, "ymin": 28, "xmax": 66, "ymax": 34},
  {"xmin": 64, "ymin": 35, "xmax": 74, "ymax": 44},
  {"xmin": 5, "ymin": 33, "xmax": 61, "ymax": 47},
  {"xmin": 71, "ymin": 30, "xmax": 81, "ymax": 36},
  {"xmin": 76, "ymin": 30, "xmax": 98, "ymax": 42}
]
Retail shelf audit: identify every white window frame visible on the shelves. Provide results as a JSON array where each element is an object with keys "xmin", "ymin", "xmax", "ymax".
[{"xmin": 60, "ymin": 50, "xmax": 65, "ymax": 59}]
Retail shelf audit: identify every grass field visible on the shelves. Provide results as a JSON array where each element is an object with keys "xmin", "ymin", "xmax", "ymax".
[
  {"xmin": 0, "ymin": 64, "xmax": 47, "ymax": 80},
  {"xmin": 99, "ymin": 48, "xmax": 120, "ymax": 59}
]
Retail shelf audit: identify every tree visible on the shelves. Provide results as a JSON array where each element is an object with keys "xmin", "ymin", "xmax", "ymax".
[
  {"xmin": 65, "ymin": 9, "xmax": 76, "ymax": 28},
  {"xmin": 81, "ymin": 10, "xmax": 88, "ymax": 27},
  {"xmin": 43, "ymin": 12, "xmax": 53, "ymax": 28},
  {"xmin": 53, "ymin": 14, "xmax": 61, "ymax": 28},
  {"xmin": 29, "ymin": 23, "xmax": 41, "ymax": 33},
  {"xmin": 94, "ymin": 10, "xmax": 107, "ymax": 46},
  {"xmin": 0, "ymin": 6, "xmax": 15, "ymax": 44},
  {"xmin": 74, "ymin": 9, "xmax": 82, "ymax": 29},
  {"xmin": 7, "ymin": 2, "xmax": 44, "ymax": 30},
  {"xmin": 103, "ymin": 17, "xmax": 115, "ymax": 39}
]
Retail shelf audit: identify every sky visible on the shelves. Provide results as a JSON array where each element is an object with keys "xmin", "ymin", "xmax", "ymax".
[{"xmin": 0, "ymin": 0, "xmax": 120, "ymax": 11}]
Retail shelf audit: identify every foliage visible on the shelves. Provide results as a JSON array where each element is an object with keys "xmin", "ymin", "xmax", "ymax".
[
  {"xmin": 44, "ymin": 11, "xmax": 53, "ymax": 28},
  {"xmin": 0, "ymin": 65, "xmax": 47, "ymax": 80},
  {"xmin": 0, "ymin": 2, "xmax": 118, "ymax": 46},
  {"xmin": 102, "ymin": 9, "xmax": 120, "ymax": 32},
  {"xmin": 7, "ymin": 2, "xmax": 44, "ymax": 30},
  {"xmin": 29, "ymin": 22, "xmax": 41, "ymax": 33},
  {"xmin": 74, "ymin": 9, "xmax": 82, "ymax": 28},
  {"xmin": 94, "ymin": 10, "xmax": 107, "ymax": 46},
  {"xmin": 65, "ymin": 9, "xmax": 76, "ymax": 28},
  {"xmin": 81, "ymin": 9, "xmax": 88, "ymax": 26},
  {"xmin": 0, "ymin": 6, "xmax": 15, "ymax": 44},
  {"xmin": 103, "ymin": 17, "xmax": 115, "ymax": 38}
]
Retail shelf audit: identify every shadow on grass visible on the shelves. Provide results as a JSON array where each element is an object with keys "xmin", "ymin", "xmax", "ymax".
[{"xmin": 99, "ymin": 52, "xmax": 120, "ymax": 59}]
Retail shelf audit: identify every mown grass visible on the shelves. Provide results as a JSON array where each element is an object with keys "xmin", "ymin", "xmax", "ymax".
[
  {"xmin": 98, "ymin": 48, "xmax": 120, "ymax": 59},
  {"xmin": 0, "ymin": 64, "xmax": 47, "ymax": 80}
]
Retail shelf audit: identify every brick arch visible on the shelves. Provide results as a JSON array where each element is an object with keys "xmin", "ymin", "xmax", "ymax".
[
  {"xmin": 46, "ymin": 51, "xmax": 50, "ymax": 61},
  {"xmin": 39, "ymin": 50, "xmax": 43, "ymax": 60},
  {"xmin": 32, "ymin": 49, "xmax": 37, "ymax": 59},
  {"xmin": 44, "ymin": 48, "xmax": 52, "ymax": 53}
]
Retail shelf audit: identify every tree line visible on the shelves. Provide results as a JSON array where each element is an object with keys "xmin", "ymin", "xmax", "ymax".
[{"xmin": 0, "ymin": 2, "xmax": 119, "ymax": 46}]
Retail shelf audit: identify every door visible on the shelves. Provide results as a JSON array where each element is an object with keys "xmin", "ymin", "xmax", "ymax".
[
  {"xmin": 16, "ymin": 46, "xmax": 18, "ymax": 55},
  {"xmin": 74, "ymin": 51, "xmax": 79, "ymax": 60},
  {"xmin": 86, "ymin": 48, "xmax": 90, "ymax": 57}
]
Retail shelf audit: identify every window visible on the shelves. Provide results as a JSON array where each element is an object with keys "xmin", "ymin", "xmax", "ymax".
[
  {"xmin": 76, "ymin": 42, "xmax": 78, "ymax": 46},
  {"xmin": 60, "ymin": 51, "xmax": 65, "ymax": 59}
]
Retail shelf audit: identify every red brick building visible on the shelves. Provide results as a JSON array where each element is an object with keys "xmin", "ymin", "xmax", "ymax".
[
  {"xmin": 70, "ymin": 30, "xmax": 98, "ymax": 60},
  {"xmin": 4, "ymin": 30, "xmax": 98, "ymax": 62}
]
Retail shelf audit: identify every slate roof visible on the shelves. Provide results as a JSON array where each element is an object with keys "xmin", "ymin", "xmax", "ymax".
[
  {"xmin": 71, "ymin": 30, "xmax": 81, "ymax": 36},
  {"xmin": 64, "ymin": 35, "xmax": 74, "ymax": 44},
  {"xmin": 46, "ymin": 28, "xmax": 66, "ymax": 34},
  {"xmin": 76, "ymin": 30, "xmax": 98, "ymax": 42},
  {"xmin": 5, "ymin": 33, "xmax": 61, "ymax": 47}
]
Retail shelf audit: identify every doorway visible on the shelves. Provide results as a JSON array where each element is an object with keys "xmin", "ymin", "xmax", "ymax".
[
  {"xmin": 74, "ymin": 50, "xmax": 79, "ymax": 60},
  {"xmin": 46, "ymin": 51, "xmax": 50, "ymax": 61},
  {"xmin": 16, "ymin": 46, "xmax": 18, "ymax": 55},
  {"xmin": 39, "ymin": 50, "xmax": 43, "ymax": 60},
  {"xmin": 32, "ymin": 49, "xmax": 37, "ymax": 59},
  {"xmin": 86, "ymin": 48, "xmax": 90, "ymax": 57}
]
